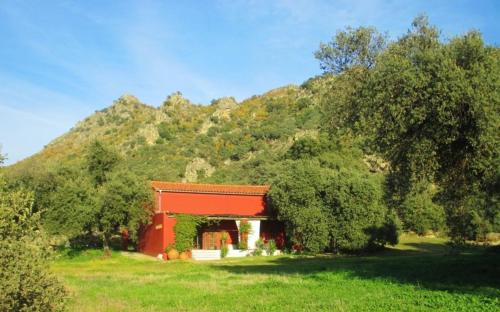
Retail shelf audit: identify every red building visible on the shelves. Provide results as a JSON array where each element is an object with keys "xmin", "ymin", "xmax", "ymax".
[{"xmin": 139, "ymin": 181, "xmax": 284, "ymax": 258}]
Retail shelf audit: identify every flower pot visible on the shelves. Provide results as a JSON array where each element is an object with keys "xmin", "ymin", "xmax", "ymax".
[
  {"xmin": 179, "ymin": 251, "xmax": 189, "ymax": 260},
  {"xmin": 167, "ymin": 249, "xmax": 179, "ymax": 260}
]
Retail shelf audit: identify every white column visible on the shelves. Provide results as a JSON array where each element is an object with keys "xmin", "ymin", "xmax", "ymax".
[{"xmin": 247, "ymin": 220, "xmax": 261, "ymax": 249}]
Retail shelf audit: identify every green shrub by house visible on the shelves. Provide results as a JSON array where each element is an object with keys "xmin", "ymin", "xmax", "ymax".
[{"xmin": 174, "ymin": 214, "xmax": 207, "ymax": 252}]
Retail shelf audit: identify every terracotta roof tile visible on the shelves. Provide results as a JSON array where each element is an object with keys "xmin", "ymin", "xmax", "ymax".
[{"xmin": 150, "ymin": 181, "xmax": 270, "ymax": 195}]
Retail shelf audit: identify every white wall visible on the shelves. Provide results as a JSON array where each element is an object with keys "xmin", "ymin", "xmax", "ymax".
[
  {"xmin": 236, "ymin": 219, "xmax": 261, "ymax": 249},
  {"xmin": 247, "ymin": 220, "xmax": 261, "ymax": 249}
]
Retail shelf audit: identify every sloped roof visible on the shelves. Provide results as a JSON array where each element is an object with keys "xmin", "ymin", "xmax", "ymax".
[{"xmin": 150, "ymin": 181, "xmax": 270, "ymax": 195}]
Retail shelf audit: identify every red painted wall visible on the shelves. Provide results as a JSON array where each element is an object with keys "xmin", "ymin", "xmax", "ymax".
[
  {"xmin": 164, "ymin": 216, "xmax": 176, "ymax": 249},
  {"xmin": 260, "ymin": 220, "xmax": 285, "ymax": 249},
  {"xmin": 158, "ymin": 191, "xmax": 268, "ymax": 216},
  {"xmin": 139, "ymin": 213, "xmax": 164, "ymax": 256},
  {"xmin": 139, "ymin": 213, "xmax": 177, "ymax": 256}
]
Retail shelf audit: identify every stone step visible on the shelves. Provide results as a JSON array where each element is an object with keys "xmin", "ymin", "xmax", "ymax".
[{"xmin": 191, "ymin": 249, "xmax": 221, "ymax": 261}]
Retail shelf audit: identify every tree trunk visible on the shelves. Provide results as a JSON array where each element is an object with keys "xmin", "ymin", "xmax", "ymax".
[{"xmin": 102, "ymin": 233, "xmax": 111, "ymax": 257}]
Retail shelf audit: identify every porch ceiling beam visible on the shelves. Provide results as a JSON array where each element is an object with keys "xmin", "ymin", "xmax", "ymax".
[{"xmin": 205, "ymin": 216, "xmax": 270, "ymax": 221}]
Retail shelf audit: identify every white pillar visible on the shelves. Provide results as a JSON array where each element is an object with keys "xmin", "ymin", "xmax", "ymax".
[
  {"xmin": 247, "ymin": 220, "xmax": 261, "ymax": 249},
  {"xmin": 236, "ymin": 219, "xmax": 261, "ymax": 250}
]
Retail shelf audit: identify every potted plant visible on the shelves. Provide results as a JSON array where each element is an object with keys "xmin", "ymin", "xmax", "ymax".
[
  {"xmin": 220, "ymin": 245, "xmax": 229, "ymax": 258},
  {"xmin": 179, "ymin": 251, "xmax": 189, "ymax": 260},
  {"xmin": 220, "ymin": 231, "xmax": 229, "ymax": 258},
  {"xmin": 166, "ymin": 244, "xmax": 179, "ymax": 260},
  {"xmin": 238, "ymin": 220, "xmax": 252, "ymax": 250},
  {"xmin": 220, "ymin": 231, "xmax": 229, "ymax": 246}
]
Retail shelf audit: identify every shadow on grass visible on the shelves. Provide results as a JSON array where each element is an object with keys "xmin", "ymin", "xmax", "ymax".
[
  {"xmin": 212, "ymin": 244, "xmax": 500, "ymax": 298},
  {"xmin": 55, "ymin": 247, "xmax": 120, "ymax": 261},
  {"xmin": 381, "ymin": 241, "xmax": 452, "ymax": 255}
]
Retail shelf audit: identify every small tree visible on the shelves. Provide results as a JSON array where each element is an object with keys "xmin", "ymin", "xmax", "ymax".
[
  {"xmin": 43, "ymin": 170, "xmax": 96, "ymax": 240},
  {"xmin": 83, "ymin": 141, "xmax": 153, "ymax": 255},
  {"xmin": 315, "ymin": 26, "xmax": 387, "ymax": 74},
  {"xmin": 86, "ymin": 140, "xmax": 120, "ymax": 187},
  {"xmin": 97, "ymin": 171, "xmax": 153, "ymax": 255},
  {"xmin": 0, "ymin": 145, "xmax": 6, "ymax": 165}
]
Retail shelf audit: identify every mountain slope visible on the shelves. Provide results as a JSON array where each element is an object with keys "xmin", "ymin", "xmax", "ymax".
[{"xmin": 7, "ymin": 76, "xmax": 372, "ymax": 184}]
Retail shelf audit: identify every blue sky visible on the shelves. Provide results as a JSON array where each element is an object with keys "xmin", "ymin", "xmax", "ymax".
[{"xmin": 0, "ymin": 1, "xmax": 498, "ymax": 165}]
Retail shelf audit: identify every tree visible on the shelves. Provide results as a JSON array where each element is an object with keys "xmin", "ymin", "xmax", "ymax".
[
  {"xmin": 0, "ymin": 146, "xmax": 5, "ymax": 165},
  {"xmin": 269, "ymin": 160, "xmax": 398, "ymax": 252},
  {"xmin": 286, "ymin": 137, "xmax": 326, "ymax": 160},
  {"xmin": 86, "ymin": 140, "xmax": 120, "ymax": 187},
  {"xmin": 324, "ymin": 171, "xmax": 397, "ymax": 251},
  {"xmin": 315, "ymin": 26, "xmax": 387, "ymax": 74},
  {"xmin": 268, "ymin": 160, "xmax": 331, "ymax": 253},
  {"xmin": 43, "ymin": 170, "xmax": 96, "ymax": 240},
  {"xmin": 0, "ymin": 172, "xmax": 66, "ymax": 311},
  {"xmin": 42, "ymin": 143, "xmax": 153, "ymax": 255},
  {"xmin": 400, "ymin": 183, "xmax": 446, "ymax": 234},
  {"xmin": 96, "ymin": 170, "xmax": 153, "ymax": 255},
  {"xmin": 84, "ymin": 141, "xmax": 154, "ymax": 255},
  {"xmin": 324, "ymin": 16, "xmax": 500, "ymax": 242}
]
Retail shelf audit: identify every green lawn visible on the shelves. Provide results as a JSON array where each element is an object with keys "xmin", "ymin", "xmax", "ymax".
[{"xmin": 52, "ymin": 235, "xmax": 500, "ymax": 312}]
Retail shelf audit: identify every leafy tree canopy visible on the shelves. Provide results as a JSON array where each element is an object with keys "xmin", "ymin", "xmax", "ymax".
[
  {"xmin": 269, "ymin": 159, "xmax": 399, "ymax": 252},
  {"xmin": 322, "ymin": 15, "xmax": 500, "ymax": 242},
  {"xmin": 315, "ymin": 26, "xmax": 387, "ymax": 74},
  {"xmin": 86, "ymin": 140, "xmax": 120, "ymax": 187}
]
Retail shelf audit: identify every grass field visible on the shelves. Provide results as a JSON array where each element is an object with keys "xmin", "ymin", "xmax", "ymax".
[{"xmin": 52, "ymin": 235, "xmax": 500, "ymax": 311}]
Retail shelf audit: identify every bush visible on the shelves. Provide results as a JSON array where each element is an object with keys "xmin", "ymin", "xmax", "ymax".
[
  {"xmin": 220, "ymin": 245, "xmax": 229, "ymax": 258},
  {"xmin": 238, "ymin": 240, "xmax": 248, "ymax": 250},
  {"xmin": 401, "ymin": 187, "xmax": 446, "ymax": 234},
  {"xmin": 266, "ymin": 239, "xmax": 277, "ymax": 256},
  {"xmin": 174, "ymin": 215, "xmax": 206, "ymax": 252},
  {"xmin": 253, "ymin": 238, "xmax": 265, "ymax": 256},
  {"xmin": 368, "ymin": 212, "xmax": 402, "ymax": 247},
  {"xmin": 239, "ymin": 220, "xmax": 252, "ymax": 235},
  {"xmin": 268, "ymin": 160, "xmax": 332, "ymax": 253},
  {"xmin": 165, "ymin": 244, "xmax": 175, "ymax": 253},
  {"xmin": 0, "ymin": 181, "xmax": 67, "ymax": 311},
  {"xmin": 220, "ymin": 231, "xmax": 229, "ymax": 245},
  {"xmin": 269, "ymin": 161, "xmax": 398, "ymax": 253},
  {"xmin": 325, "ymin": 171, "xmax": 393, "ymax": 251},
  {"xmin": 157, "ymin": 122, "xmax": 174, "ymax": 140},
  {"xmin": 238, "ymin": 220, "xmax": 252, "ymax": 250},
  {"xmin": 286, "ymin": 137, "xmax": 324, "ymax": 160},
  {"xmin": 468, "ymin": 210, "xmax": 492, "ymax": 242}
]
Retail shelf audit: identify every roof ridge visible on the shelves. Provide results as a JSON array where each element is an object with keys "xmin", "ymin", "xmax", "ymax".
[
  {"xmin": 150, "ymin": 180, "xmax": 270, "ymax": 195},
  {"xmin": 150, "ymin": 180, "xmax": 269, "ymax": 188}
]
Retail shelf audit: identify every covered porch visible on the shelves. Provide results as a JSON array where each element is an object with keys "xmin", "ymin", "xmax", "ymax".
[{"xmin": 191, "ymin": 216, "xmax": 284, "ymax": 260}]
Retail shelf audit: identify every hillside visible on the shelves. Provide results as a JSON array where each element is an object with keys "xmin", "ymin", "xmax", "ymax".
[{"xmin": 7, "ymin": 76, "xmax": 374, "ymax": 185}]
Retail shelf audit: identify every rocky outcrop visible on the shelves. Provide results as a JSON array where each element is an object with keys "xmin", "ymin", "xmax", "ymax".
[{"xmin": 183, "ymin": 158, "xmax": 215, "ymax": 182}]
